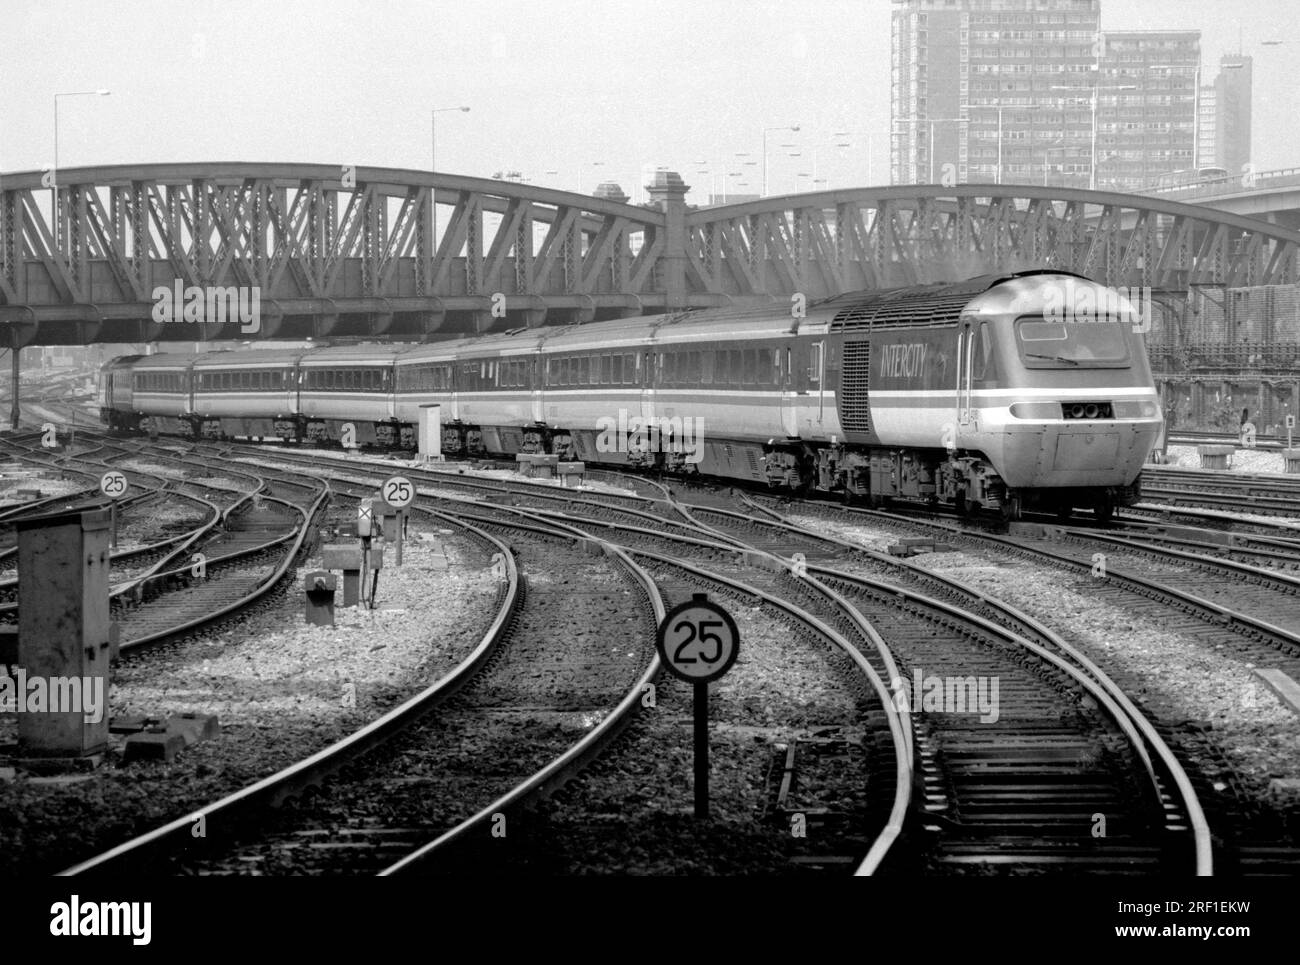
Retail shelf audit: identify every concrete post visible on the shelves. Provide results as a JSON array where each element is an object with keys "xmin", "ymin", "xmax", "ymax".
[
  {"xmin": 645, "ymin": 170, "xmax": 691, "ymax": 312},
  {"xmin": 16, "ymin": 509, "xmax": 112, "ymax": 756}
]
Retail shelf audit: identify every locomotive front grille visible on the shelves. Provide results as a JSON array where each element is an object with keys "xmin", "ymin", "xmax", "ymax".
[{"xmin": 840, "ymin": 340, "xmax": 871, "ymax": 432}]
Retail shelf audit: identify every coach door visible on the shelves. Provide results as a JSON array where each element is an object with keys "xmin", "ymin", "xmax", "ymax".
[
  {"xmin": 640, "ymin": 350, "xmax": 656, "ymax": 425},
  {"xmin": 956, "ymin": 321, "xmax": 975, "ymax": 436},
  {"xmin": 779, "ymin": 344, "xmax": 798, "ymax": 437},
  {"xmin": 530, "ymin": 356, "xmax": 544, "ymax": 424}
]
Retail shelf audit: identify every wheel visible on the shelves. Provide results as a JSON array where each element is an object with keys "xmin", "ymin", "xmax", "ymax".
[{"xmin": 1000, "ymin": 492, "xmax": 1022, "ymax": 522}]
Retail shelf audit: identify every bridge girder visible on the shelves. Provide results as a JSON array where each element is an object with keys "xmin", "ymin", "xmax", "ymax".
[{"xmin": 0, "ymin": 166, "xmax": 1297, "ymax": 345}]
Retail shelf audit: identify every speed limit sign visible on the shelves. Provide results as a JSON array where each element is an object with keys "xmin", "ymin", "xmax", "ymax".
[
  {"xmin": 656, "ymin": 593, "xmax": 740, "ymax": 683},
  {"xmin": 381, "ymin": 475, "xmax": 415, "ymax": 509},
  {"xmin": 100, "ymin": 471, "xmax": 128, "ymax": 499},
  {"xmin": 656, "ymin": 593, "xmax": 740, "ymax": 820}
]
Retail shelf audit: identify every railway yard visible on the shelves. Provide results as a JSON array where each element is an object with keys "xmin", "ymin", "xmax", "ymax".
[{"xmin": 0, "ymin": 376, "xmax": 1294, "ymax": 878}]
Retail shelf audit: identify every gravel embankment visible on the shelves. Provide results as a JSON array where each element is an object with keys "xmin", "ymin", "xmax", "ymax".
[{"xmin": 0, "ymin": 523, "xmax": 501, "ymax": 874}]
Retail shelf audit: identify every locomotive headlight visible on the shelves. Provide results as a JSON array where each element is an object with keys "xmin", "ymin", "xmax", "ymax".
[
  {"xmin": 1112, "ymin": 400, "xmax": 1159, "ymax": 419},
  {"xmin": 1008, "ymin": 402, "xmax": 1060, "ymax": 419}
]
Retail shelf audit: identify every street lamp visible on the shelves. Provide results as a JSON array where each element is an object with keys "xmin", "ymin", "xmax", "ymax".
[
  {"xmin": 431, "ymin": 106, "xmax": 470, "ymax": 251},
  {"xmin": 833, "ymin": 130, "xmax": 890, "ymax": 186},
  {"xmin": 987, "ymin": 105, "xmax": 1040, "ymax": 185},
  {"xmin": 53, "ymin": 90, "xmax": 111, "ymax": 246},
  {"xmin": 1052, "ymin": 84, "xmax": 1135, "ymax": 189},
  {"xmin": 894, "ymin": 117, "xmax": 969, "ymax": 184},
  {"xmin": 585, "ymin": 161, "xmax": 606, "ymax": 194},
  {"xmin": 762, "ymin": 125, "xmax": 800, "ymax": 196}
]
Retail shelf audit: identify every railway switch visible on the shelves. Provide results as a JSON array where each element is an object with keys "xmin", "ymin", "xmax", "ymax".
[{"xmin": 304, "ymin": 570, "xmax": 338, "ymax": 626}]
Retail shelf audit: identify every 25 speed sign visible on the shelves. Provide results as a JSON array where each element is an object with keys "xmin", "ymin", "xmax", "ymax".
[
  {"xmin": 655, "ymin": 594, "xmax": 740, "ymax": 683},
  {"xmin": 381, "ymin": 475, "xmax": 415, "ymax": 509},
  {"xmin": 100, "ymin": 470, "xmax": 128, "ymax": 499}
]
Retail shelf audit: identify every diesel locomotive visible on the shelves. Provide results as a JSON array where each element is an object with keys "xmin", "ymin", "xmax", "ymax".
[{"xmin": 100, "ymin": 270, "xmax": 1162, "ymax": 520}]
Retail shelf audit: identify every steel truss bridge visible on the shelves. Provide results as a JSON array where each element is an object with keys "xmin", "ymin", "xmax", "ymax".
[{"xmin": 1, "ymin": 162, "xmax": 1298, "ymax": 347}]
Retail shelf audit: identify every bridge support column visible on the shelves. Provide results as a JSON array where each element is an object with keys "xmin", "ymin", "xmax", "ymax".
[
  {"xmin": 10, "ymin": 346, "xmax": 18, "ymax": 431},
  {"xmin": 646, "ymin": 171, "xmax": 691, "ymax": 312}
]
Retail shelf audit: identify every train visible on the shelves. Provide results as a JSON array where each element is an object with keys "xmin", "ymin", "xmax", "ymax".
[{"xmin": 99, "ymin": 270, "xmax": 1162, "ymax": 521}]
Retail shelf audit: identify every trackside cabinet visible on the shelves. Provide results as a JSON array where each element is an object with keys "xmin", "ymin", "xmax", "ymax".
[{"xmin": 16, "ymin": 509, "xmax": 112, "ymax": 756}]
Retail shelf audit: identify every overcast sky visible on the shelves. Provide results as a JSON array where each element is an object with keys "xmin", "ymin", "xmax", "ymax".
[{"xmin": 2, "ymin": 0, "xmax": 1296, "ymax": 203}]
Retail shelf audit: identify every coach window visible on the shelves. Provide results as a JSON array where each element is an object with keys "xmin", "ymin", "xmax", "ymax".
[
  {"xmin": 700, "ymin": 351, "xmax": 714, "ymax": 385},
  {"xmin": 728, "ymin": 350, "xmax": 742, "ymax": 386},
  {"xmin": 743, "ymin": 350, "xmax": 757, "ymax": 385}
]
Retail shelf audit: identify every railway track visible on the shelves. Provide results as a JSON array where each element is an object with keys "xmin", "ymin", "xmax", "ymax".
[
  {"xmin": 434, "ymin": 486, "xmax": 1205, "ymax": 873},
  {"xmin": 61, "ymin": 508, "xmax": 663, "ymax": 876}
]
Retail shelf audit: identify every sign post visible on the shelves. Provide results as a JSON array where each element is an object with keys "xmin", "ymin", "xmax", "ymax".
[
  {"xmin": 1288, "ymin": 414, "xmax": 1295, "ymax": 451},
  {"xmin": 381, "ymin": 475, "xmax": 415, "ymax": 566},
  {"xmin": 655, "ymin": 593, "xmax": 740, "ymax": 819},
  {"xmin": 99, "ymin": 470, "xmax": 128, "ymax": 548}
]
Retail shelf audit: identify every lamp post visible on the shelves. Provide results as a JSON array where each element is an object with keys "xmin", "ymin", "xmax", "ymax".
[
  {"xmin": 1052, "ymin": 84, "xmax": 1135, "ymax": 189},
  {"xmin": 431, "ymin": 106, "xmax": 470, "ymax": 252},
  {"xmin": 53, "ymin": 90, "xmax": 111, "ymax": 247},
  {"xmin": 991, "ymin": 105, "xmax": 1040, "ymax": 184},
  {"xmin": 894, "ymin": 117, "xmax": 968, "ymax": 184},
  {"xmin": 762, "ymin": 125, "xmax": 800, "ymax": 196},
  {"xmin": 832, "ymin": 131, "xmax": 890, "ymax": 186}
]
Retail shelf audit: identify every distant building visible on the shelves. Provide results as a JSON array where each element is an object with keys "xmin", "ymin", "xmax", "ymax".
[
  {"xmin": 1098, "ymin": 30, "xmax": 1200, "ymax": 192},
  {"xmin": 888, "ymin": 0, "xmax": 1207, "ymax": 192},
  {"xmin": 1210, "ymin": 55, "xmax": 1252, "ymax": 177},
  {"xmin": 1197, "ymin": 82, "xmax": 1217, "ymax": 169}
]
